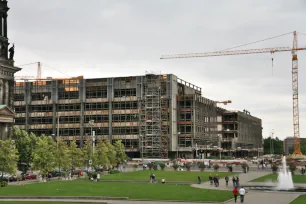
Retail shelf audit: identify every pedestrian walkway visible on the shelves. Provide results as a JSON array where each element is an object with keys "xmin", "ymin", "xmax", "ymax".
[
  {"xmin": 192, "ymin": 171, "xmax": 271, "ymax": 190},
  {"xmin": 225, "ymin": 191, "xmax": 300, "ymax": 204}
]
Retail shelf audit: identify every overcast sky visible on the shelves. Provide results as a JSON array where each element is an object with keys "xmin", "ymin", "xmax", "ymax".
[{"xmin": 8, "ymin": 0, "xmax": 306, "ymax": 140}]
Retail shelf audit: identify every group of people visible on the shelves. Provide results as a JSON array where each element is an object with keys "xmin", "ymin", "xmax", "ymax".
[
  {"xmin": 232, "ymin": 176, "xmax": 240, "ymax": 187},
  {"xmin": 149, "ymin": 173, "xmax": 166, "ymax": 184},
  {"xmin": 208, "ymin": 173, "xmax": 219, "ymax": 187},
  {"xmin": 233, "ymin": 186, "xmax": 246, "ymax": 203}
]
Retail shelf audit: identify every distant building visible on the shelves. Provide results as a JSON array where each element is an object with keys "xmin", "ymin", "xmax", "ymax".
[{"xmin": 283, "ymin": 137, "xmax": 306, "ymax": 155}]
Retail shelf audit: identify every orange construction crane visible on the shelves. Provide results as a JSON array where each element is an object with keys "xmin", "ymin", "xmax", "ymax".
[
  {"xmin": 161, "ymin": 31, "xmax": 306, "ymax": 158},
  {"xmin": 15, "ymin": 62, "xmax": 41, "ymax": 80}
]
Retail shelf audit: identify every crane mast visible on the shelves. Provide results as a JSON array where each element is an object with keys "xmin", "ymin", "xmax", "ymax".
[{"xmin": 161, "ymin": 31, "xmax": 306, "ymax": 158}]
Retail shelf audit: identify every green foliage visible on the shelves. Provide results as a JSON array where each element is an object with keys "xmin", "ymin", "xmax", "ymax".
[
  {"xmin": 105, "ymin": 140, "xmax": 117, "ymax": 168},
  {"xmin": 55, "ymin": 138, "xmax": 70, "ymax": 173},
  {"xmin": 12, "ymin": 127, "xmax": 37, "ymax": 174},
  {"xmin": 93, "ymin": 139, "xmax": 109, "ymax": 170},
  {"xmin": 32, "ymin": 135, "xmax": 56, "ymax": 177},
  {"xmin": 159, "ymin": 163, "xmax": 166, "ymax": 171},
  {"xmin": 0, "ymin": 139, "xmax": 19, "ymax": 180},
  {"xmin": 289, "ymin": 163, "xmax": 297, "ymax": 175},
  {"xmin": 263, "ymin": 137, "xmax": 283, "ymax": 155},
  {"xmin": 82, "ymin": 138, "xmax": 92, "ymax": 167},
  {"xmin": 147, "ymin": 163, "xmax": 153, "ymax": 170},
  {"xmin": 68, "ymin": 139, "xmax": 83, "ymax": 170},
  {"xmin": 213, "ymin": 164, "xmax": 220, "ymax": 171},
  {"xmin": 152, "ymin": 163, "xmax": 158, "ymax": 170},
  {"xmin": 185, "ymin": 163, "xmax": 192, "ymax": 171},
  {"xmin": 0, "ymin": 181, "xmax": 7, "ymax": 187},
  {"xmin": 114, "ymin": 140, "xmax": 127, "ymax": 167},
  {"xmin": 271, "ymin": 163, "xmax": 279, "ymax": 174},
  {"xmin": 198, "ymin": 162, "xmax": 205, "ymax": 171},
  {"xmin": 172, "ymin": 163, "xmax": 179, "ymax": 171},
  {"xmin": 109, "ymin": 169, "xmax": 120, "ymax": 174}
]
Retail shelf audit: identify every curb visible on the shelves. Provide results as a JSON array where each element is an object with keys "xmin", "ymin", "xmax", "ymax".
[{"xmin": 0, "ymin": 196, "xmax": 128, "ymax": 200}]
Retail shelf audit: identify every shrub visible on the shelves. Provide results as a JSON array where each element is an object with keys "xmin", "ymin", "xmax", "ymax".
[
  {"xmin": 147, "ymin": 163, "xmax": 153, "ymax": 170},
  {"xmin": 172, "ymin": 163, "xmax": 179, "ymax": 171},
  {"xmin": 198, "ymin": 162, "xmax": 205, "ymax": 171},
  {"xmin": 185, "ymin": 163, "xmax": 192, "ymax": 171},
  {"xmin": 109, "ymin": 170, "xmax": 120, "ymax": 174},
  {"xmin": 132, "ymin": 164, "xmax": 138, "ymax": 171},
  {"xmin": 271, "ymin": 164, "xmax": 279, "ymax": 174},
  {"xmin": 0, "ymin": 181, "xmax": 7, "ymax": 187},
  {"xmin": 213, "ymin": 164, "xmax": 220, "ymax": 171},
  {"xmin": 289, "ymin": 163, "xmax": 297, "ymax": 175},
  {"xmin": 159, "ymin": 163, "xmax": 166, "ymax": 171},
  {"xmin": 153, "ymin": 164, "xmax": 158, "ymax": 170},
  {"xmin": 226, "ymin": 164, "xmax": 233, "ymax": 172},
  {"xmin": 92, "ymin": 172, "xmax": 97, "ymax": 179},
  {"xmin": 241, "ymin": 163, "xmax": 249, "ymax": 173}
]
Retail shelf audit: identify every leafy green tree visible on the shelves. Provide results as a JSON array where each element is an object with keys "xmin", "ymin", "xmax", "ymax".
[
  {"xmin": 93, "ymin": 139, "xmax": 109, "ymax": 170},
  {"xmin": 32, "ymin": 136, "xmax": 56, "ymax": 178},
  {"xmin": 12, "ymin": 127, "xmax": 37, "ymax": 174},
  {"xmin": 68, "ymin": 139, "xmax": 83, "ymax": 171},
  {"xmin": 82, "ymin": 138, "xmax": 92, "ymax": 168},
  {"xmin": 105, "ymin": 140, "xmax": 116, "ymax": 168},
  {"xmin": 0, "ymin": 139, "xmax": 19, "ymax": 181},
  {"xmin": 114, "ymin": 140, "xmax": 127, "ymax": 168},
  {"xmin": 55, "ymin": 138, "xmax": 69, "ymax": 175},
  {"xmin": 263, "ymin": 137, "xmax": 283, "ymax": 155}
]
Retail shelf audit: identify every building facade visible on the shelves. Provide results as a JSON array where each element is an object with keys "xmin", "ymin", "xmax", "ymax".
[
  {"xmin": 0, "ymin": 0, "xmax": 21, "ymax": 138},
  {"xmin": 217, "ymin": 109, "xmax": 263, "ymax": 157},
  {"xmin": 14, "ymin": 74, "xmax": 219, "ymax": 158},
  {"xmin": 283, "ymin": 137, "xmax": 306, "ymax": 155}
]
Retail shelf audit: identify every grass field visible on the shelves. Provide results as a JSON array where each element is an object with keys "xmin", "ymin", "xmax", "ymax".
[
  {"xmin": 99, "ymin": 170, "xmax": 233, "ymax": 182},
  {"xmin": 0, "ymin": 181, "xmax": 232, "ymax": 202},
  {"xmin": 251, "ymin": 174, "xmax": 306, "ymax": 183},
  {"xmin": 0, "ymin": 202, "xmax": 104, "ymax": 204},
  {"xmin": 290, "ymin": 195, "xmax": 306, "ymax": 204}
]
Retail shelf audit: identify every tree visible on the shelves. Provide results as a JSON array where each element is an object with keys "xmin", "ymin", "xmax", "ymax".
[
  {"xmin": 0, "ymin": 139, "xmax": 19, "ymax": 181},
  {"xmin": 263, "ymin": 137, "xmax": 283, "ymax": 155},
  {"xmin": 82, "ymin": 138, "xmax": 92, "ymax": 168},
  {"xmin": 113, "ymin": 140, "xmax": 127, "ymax": 168},
  {"xmin": 105, "ymin": 140, "xmax": 117, "ymax": 168},
  {"xmin": 32, "ymin": 136, "xmax": 56, "ymax": 178},
  {"xmin": 54, "ymin": 138, "xmax": 69, "ymax": 175},
  {"xmin": 68, "ymin": 139, "xmax": 83, "ymax": 171},
  {"xmin": 12, "ymin": 127, "xmax": 37, "ymax": 174},
  {"xmin": 93, "ymin": 139, "xmax": 109, "ymax": 170}
]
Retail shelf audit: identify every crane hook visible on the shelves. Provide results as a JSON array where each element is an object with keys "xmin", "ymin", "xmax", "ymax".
[{"xmin": 271, "ymin": 52, "xmax": 274, "ymax": 76}]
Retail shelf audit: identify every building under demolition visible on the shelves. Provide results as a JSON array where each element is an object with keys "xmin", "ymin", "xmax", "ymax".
[{"xmin": 14, "ymin": 74, "xmax": 262, "ymax": 158}]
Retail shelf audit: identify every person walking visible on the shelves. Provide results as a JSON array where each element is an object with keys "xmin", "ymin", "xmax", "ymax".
[
  {"xmin": 197, "ymin": 176, "xmax": 202, "ymax": 184},
  {"xmin": 236, "ymin": 176, "xmax": 240, "ymax": 187},
  {"xmin": 225, "ymin": 176, "xmax": 229, "ymax": 186},
  {"xmin": 233, "ymin": 186, "xmax": 239, "ymax": 203},
  {"xmin": 97, "ymin": 172, "xmax": 100, "ymax": 182},
  {"xmin": 209, "ymin": 174, "xmax": 213, "ymax": 185},
  {"xmin": 239, "ymin": 186, "xmax": 246, "ymax": 203},
  {"xmin": 232, "ymin": 176, "xmax": 236, "ymax": 187}
]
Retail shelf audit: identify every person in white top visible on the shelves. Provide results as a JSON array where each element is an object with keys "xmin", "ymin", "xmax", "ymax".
[
  {"xmin": 239, "ymin": 187, "xmax": 246, "ymax": 203},
  {"xmin": 97, "ymin": 173, "xmax": 100, "ymax": 182}
]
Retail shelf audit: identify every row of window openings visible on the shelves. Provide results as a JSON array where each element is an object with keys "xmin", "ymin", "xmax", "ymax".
[
  {"xmin": 13, "ymin": 88, "xmax": 137, "ymax": 101},
  {"xmin": 15, "ymin": 114, "xmax": 139, "ymax": 125},
  {"xmin": 14, "ymin": 102, "xmax": 138, "ymax": 113}
]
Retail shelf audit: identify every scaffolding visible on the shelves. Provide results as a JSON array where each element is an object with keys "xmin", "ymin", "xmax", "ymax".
[{"xmin": 139, "ymin": 74, "xmax": 168, "ymax": 158}]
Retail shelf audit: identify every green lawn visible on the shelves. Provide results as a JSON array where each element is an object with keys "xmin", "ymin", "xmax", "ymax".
[
  {"xmin": 251, "ymin": 174, "xmax": 306, "ymax": 183},
  {"xmin": 290, "ymin": 195, "xmax": 306, "ymax": 204},
  {"xmin": 0, "ymin": 181, "xmax": 232, "ymax": 202},
  {"xmin": 0, "ymin": 202, "xmax": 104, "ymax": 204},
  {"xmin": 99, "ymin": 170, "xmax": 233, "ymax": 182}
]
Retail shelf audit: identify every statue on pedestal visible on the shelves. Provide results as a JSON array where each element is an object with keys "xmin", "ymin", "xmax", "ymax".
[{"xmin": 8, "ymin": 44, "xmax": 14, "ymax": 60}]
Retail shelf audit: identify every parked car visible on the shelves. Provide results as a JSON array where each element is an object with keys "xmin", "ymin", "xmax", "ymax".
[{"xmin": 22, "ymin": 173, "xmax": 37, "ymax": 180}]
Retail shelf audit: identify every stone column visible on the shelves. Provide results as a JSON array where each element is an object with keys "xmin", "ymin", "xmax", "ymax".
[
  {"xmin": 0, "ymin": 15, "xmax": 2, "ymax": 37},
  {"xmin": 0, "ymin": 79, "xmax": 3, "ymax": 104},
  {"xmin": 4, "ymin": 80, "xmax": 8, "ymax": 106},
  {"xmin": 4, "ymin": 14, "xmax": 7, "ymax": 38}
]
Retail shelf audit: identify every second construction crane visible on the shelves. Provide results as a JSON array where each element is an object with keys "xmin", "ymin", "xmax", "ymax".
[{"xmin": 161, "ymin": 31, "xmax": 306, "ymax": 158}]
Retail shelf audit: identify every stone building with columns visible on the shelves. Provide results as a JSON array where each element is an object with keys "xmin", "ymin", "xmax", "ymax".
[{"xmin": 0, "ymin": 0, "xmax": 21, "ymax": 139}]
